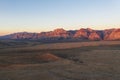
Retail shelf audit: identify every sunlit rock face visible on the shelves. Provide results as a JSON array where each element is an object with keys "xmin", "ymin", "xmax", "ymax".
[
  {"xmin": 36, "ymin": 28, "xmax": 71, "ymax": 39},
  {"xmin": 103, "ymin": 29, "xmax": 115, "ymax": 40},
  {"xmin": 74, "ymin": 28, "xmax": 102, "ymax": 40},
  {"xmin": 74, "ymin": 28, "xmax": 89, "ymax": 39},
  {"xmin": 104, "ymin": 29, "xmax": 120, "ymax": 40},
  {"xmin": 87, "ymin": 28, "xmax": 102, "ymax": 40},
  {"xmin": 50, "ymin": 28, "xmax": 70, "ymax": 38},
  {"xmin": 88, "ymin": 32, "xmax": 102, "ymax": 40}
]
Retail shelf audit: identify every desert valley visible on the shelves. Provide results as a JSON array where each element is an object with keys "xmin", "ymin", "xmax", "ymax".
[
  {"xmin": 0, "ymin": 28, "xmax": 120, "ymax": 80},
  {"xmin": 0, "ymin": 0, "xmax": 120, "ymax": 80}
]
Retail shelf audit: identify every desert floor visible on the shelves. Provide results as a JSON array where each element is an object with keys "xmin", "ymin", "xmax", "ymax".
[{"xmin": 0, "ymin": 41, "xmax": 120, "ymax": 80}]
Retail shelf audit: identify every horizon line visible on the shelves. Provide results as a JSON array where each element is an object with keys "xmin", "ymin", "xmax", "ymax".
[{"xmin": 0, "ymin": 27, "xmax": 119, "ymax": 36}]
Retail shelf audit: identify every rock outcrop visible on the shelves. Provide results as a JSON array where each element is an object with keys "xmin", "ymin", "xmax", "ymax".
[
  {"xmin": 104, "ymin": 29, "xmax": 120, "ymax": 40},
  {"xmin": 88, "ymin": 32, "xmax": 102, "ymax": 40},
  {"xmin": 74, "ymin": 28, "xmax": 89, "ymax": 39}
]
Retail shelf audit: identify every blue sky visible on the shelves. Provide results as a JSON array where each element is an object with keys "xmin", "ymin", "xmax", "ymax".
[{"xmin": 0, "ymin": 0, "xmax": 120, "ymax": 35}]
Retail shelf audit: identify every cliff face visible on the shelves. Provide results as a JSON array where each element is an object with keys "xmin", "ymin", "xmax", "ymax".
[
  {"xmin": 36, "ymin": 28, "xmax": 71, "ymax": 40},
  {"xmin": 45, "ymin": 28, "xmax": 70, "ymax": 38},
  {"xmin": 74, "ymin": 28, "xmax": 89, "ymax": 39},
  {"xmin": 104, "ymin": 29, "xmax": 120, "ymax": 40},
  {"xmin": 88, "ymin": 32, "xmax": 102, "ymax": 40},
  {"xmin": 10, "ymin": 32, "xmax": 36, "ymax": 39},
  {"xmin": 1, "ymin": 28, "xmax": 120, "ymax": 41},
  {"xmin": 74, "ymin": 28, "xmax": 102, "ymax": 40}
]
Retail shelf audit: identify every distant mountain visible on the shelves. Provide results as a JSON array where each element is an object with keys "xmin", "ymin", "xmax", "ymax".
[
  {"xmin": 0, "ymin": 28, "xmax": 120, "ymax": 41},
  {"xmin": 104, "ymin": 29, "xmax": 120, "ymax": 40}
]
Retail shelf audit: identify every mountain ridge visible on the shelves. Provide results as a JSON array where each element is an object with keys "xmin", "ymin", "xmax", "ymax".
[{"xmin": 0, "ymin": 28, "xmax": 120, "ymax": 41}]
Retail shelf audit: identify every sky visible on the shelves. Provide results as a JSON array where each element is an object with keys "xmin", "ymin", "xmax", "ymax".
[{"xmin": 0, "ymin": 0, "xmax": 120, "ymax": 35}]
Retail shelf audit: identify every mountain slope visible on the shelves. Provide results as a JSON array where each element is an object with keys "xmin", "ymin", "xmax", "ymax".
[{"xmin": 0, "ymin": 28, "xmax": 120, "ymax": 41}]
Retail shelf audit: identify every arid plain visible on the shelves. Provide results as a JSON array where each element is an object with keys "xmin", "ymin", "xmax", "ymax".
[{"xmin": 0, "ymin": 41, "xmax": 120, "ymax": 80}]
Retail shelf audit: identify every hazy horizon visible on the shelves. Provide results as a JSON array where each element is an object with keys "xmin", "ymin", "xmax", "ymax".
[{"xmin": 0, "ymin": 0, "xmax": 120, "ymax": 35}]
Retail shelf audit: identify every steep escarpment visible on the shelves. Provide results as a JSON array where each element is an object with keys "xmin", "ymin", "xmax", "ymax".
[
  {"xmin": 104, "ymin": 29, "xmax": 120, "ymax": 40},
  {"xmin": 0, "ymin": 28, "xmax": 120, "ymax": 41}
]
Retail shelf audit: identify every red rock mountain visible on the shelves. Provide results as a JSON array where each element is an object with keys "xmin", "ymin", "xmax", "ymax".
[
  {"xmin": 104, "ymin": 29, "xmax": 120, "ymax": 40},
  {"xmin": 74, "ymin": 28, "xmax": 89, "ymax": 39},
  {"xmin": 74, "ymin": 28, "xmax": 102, "ymax": 40},
  {"xmin": 39, "ymin": 28, "xmax": 70, "ymax": 38},
  {"xmin": 1, "ymin": 28, "xmax": 120, "ymax": 41}
]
